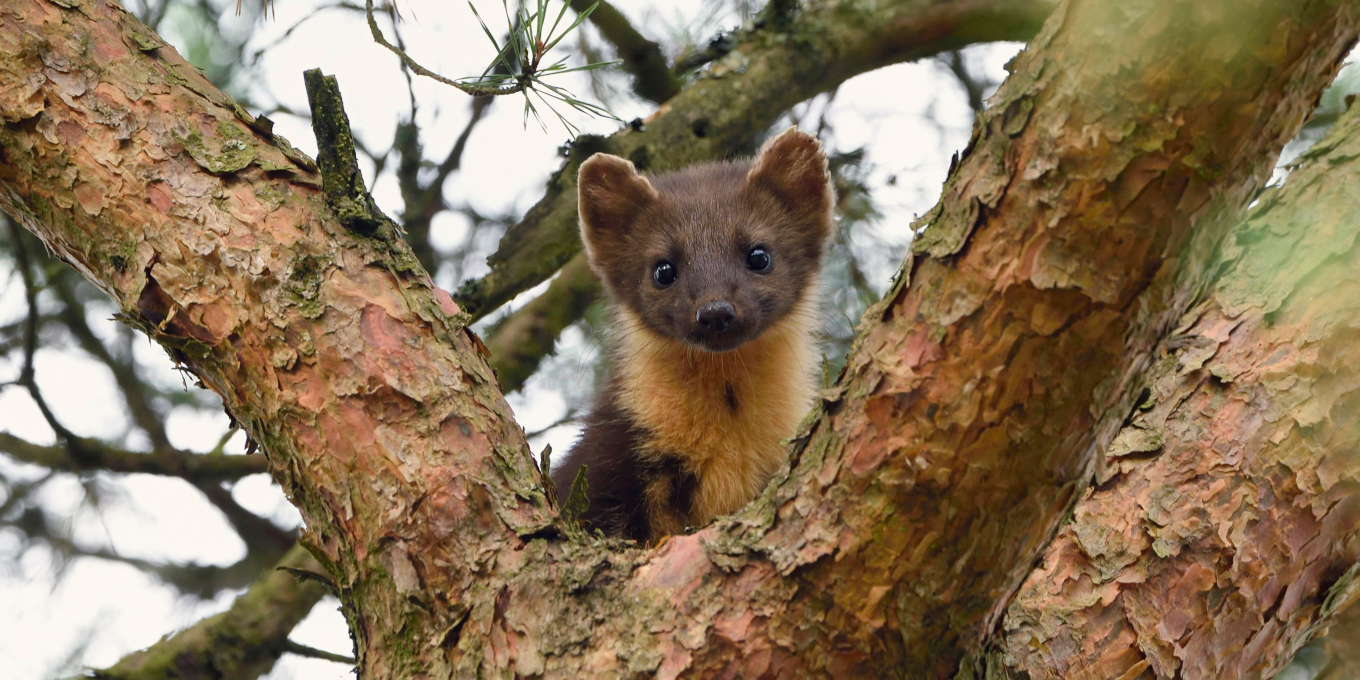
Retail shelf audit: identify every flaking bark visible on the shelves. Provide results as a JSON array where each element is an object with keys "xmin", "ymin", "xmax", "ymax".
[
  {"xmin": 3, "ymin": 0, "xmax": 1360, "ymax": 678},
  {"xmin": 991, "ymin": 99, "xmax": 1360, "ymax": 680},
  {"xmin": 728, "ymin": 1, "xmax": 1360, "ymax": 674}
]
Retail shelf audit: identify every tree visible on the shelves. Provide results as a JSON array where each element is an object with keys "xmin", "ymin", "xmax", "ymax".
[{"xmin": 2, "ymin": 0, "xmax": 1359, "ymax": 677}]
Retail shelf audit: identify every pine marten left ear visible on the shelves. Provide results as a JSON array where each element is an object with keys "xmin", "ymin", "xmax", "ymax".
[
  {"xmin": 746, "ymin": 127, "xmax": 834, "ymax": 239},
  {"xmin": 578, "ymin": 153, "xmax": 658, "ymax": 263}
]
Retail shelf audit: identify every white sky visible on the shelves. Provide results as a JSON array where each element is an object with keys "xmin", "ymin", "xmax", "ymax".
[{"xmin": 0, "ymin": 0, "xmax": 1023, "ymax": 677}]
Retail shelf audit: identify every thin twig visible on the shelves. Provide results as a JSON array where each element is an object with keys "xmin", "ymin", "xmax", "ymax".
[
  {"xmin": 283, "ymin": 640, "xmax": 356, "ymax": 665},
  {"xmin": 567, "ymin": 0, "xmax": 680, "ymax": 103},
  {"xmin": 940, "ymin": 50, "xmax": 992, "ymax": 116},
  {"xmin": 365, "ymin": 0, "xmax": 522, "ymax": 96},
  {"xmin": 525, "ymin": 410, "xmax": 581, "ymax": 439},
  {"xmin": 7, "ymin": 221, "xmax": 80, "ymax": 447},
  {"xmin": 250, "ymin": 3, "xmax": 367, "ymax": 66}
]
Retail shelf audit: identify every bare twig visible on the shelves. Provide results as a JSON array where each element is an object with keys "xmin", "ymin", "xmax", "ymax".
[
  {"xmin": 940, "ymin": 49, "xmax": 993, "ymax": 116},
  {"xmin": 396, "ymin": 96, "xmax": 496, "ymax": 271},
  {"xmin": 365, "ymin": 0, "xmax": 523, "ymax": 96},
  {"xmin": 282, "ymin": 640, "xmax": 355, "ymax": 665},
  {"xmin": 7, "ymin": 221, "xmax": 82, "ymax": 448},
  {"xmin": 48, "ymin": 269, "xmax": 175, "ymax": 452},
  {"xmin": 524, "ymin": 409, "xmax": 581, "ymax": 439},
  {"xmin": 250, "ymin": 3, "xmax": 367, "ymax": 66}
]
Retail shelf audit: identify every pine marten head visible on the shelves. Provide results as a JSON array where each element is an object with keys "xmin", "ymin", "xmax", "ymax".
[{"xmin": 577, "ymin": 128, "xmax": 835, "ymax": 353}]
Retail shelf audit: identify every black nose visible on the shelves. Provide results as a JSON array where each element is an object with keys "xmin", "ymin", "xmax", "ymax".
[{"xmin": 695, "ymin": 301, "xmax": 736, "ymax": 334}]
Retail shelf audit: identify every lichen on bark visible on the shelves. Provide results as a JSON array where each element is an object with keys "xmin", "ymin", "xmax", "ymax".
[
  {"xmin": 303, "ymin": 68, "xmax": 386, "ymax": 236},
  {"xmin": 4, "ymin": 0, "xmax": 1360, "ymax": 677},
  {"xmin": 997, "ymin": 99, "xmax": 1360, "ymax": 680}
]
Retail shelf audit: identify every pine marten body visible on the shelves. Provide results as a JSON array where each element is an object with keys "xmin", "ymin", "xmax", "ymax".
[{"xmin": 550, "ymin": 128, "xmax": 835, "ymax": 543}]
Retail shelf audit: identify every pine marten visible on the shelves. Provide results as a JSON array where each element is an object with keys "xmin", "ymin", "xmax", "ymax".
[{"xmin": 550, "ymin": 128, "xmax": 835, "ymax": 543}]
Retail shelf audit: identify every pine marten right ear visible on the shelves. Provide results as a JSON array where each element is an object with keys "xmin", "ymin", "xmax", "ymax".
[{"xmin": 578, "ymin": 153, "xmax": 658, "ymax": 264}]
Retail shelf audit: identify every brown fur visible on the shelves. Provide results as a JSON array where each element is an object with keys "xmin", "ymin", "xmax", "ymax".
[{"xmin": 551, "ymin": 128, "xmax": 834, "ymax": 543}]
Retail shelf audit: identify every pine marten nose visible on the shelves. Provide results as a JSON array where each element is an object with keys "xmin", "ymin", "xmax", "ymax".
[{"xmin": 696, "ymin": 301, "xmax": 736, "ymax": 334}]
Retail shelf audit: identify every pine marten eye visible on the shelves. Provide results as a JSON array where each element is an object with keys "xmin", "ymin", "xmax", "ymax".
[
  {"xmin": 653, "ymin": 260, "xmax": 677, "ymax": 288},
  {"xmin": 746, "ymin": 246, "xmax": 772, "ymax": 272}
]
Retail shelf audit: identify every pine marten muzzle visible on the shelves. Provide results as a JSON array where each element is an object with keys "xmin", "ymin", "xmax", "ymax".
[{"xmin": 551, "ymin": 128, "xmax": 835, "ymax": 543}]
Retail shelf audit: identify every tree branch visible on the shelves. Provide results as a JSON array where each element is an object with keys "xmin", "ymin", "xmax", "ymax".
[
  {"xmin": 453, "ymin": 0, "xmax": 1061, "ymax": 321},
  {"xmin": 939, "ymin": 49, "xmax": 991, "ymax": 115},
  {"xmin": 4, "ymin": 0, "xmax": 1356, "ymax": 677},
  {"xmin": 396, "ymin": 96, "xmax": 495, "ymax": 273},
  {"xmin": 483, "ymin": 252, "xmax": 599, "ymax": 394},
  {"xmin": 281, "ymin": 640, "xmax": 355, "ymax": 665},
  {"xmin": 0, "ymin": 431, "xmax": 267, "ymax": 482},
  {"xmin": 195, "ymin": 481, "xmax": 297, "ymax": 553},
  {"xmin": 568, "ymin": 0, "xmax": 681, "ymax": 104},
  {"xmin": 93, "ymin": 544, "xmax": 334, "ymax": 680},
  {"xmin": 993, "ymin": 98, "xmax": 1360, "ymax": 680},
  {"xmin": 2, "ymin": 3, "xmax": 549, "ymax": 675},
  {"xmin": 1319, "ymin": 602, "xmax": 1360, "ymax": 680},
  {"xmin": 750, "ymin": 2, "xmax": 1360, "ymax": 673},
  {"xmin": 363, "ymin": 0, "xmax": 522, "ymax": 97}
]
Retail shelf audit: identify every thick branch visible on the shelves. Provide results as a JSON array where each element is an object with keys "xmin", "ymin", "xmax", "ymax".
[
  {"xmin": 1320, "ymin": 603, "xmax": 1360, "ymax": 680},
  {"xmin": 0, "ymin": 2, "xmax": 548, "ymax": 677},
  {"xmin": 94, "ymin": 544, "xmax": 334, "ymax": 680},
  {"xmin": 4, "ymin": 0, "xmax": 1357, "ymax": 678},
  {"xmin": 742, "ymin": 2, "xmax": 1360, "ymax": 674},
  {"xmin": 483, "ymin": 252, "xmax": 599, "ymax": 394},
  {"xmin": 454, "ymin": 0, "xmax": 1060, "ymax": 321},
  {"xmin": 994, "ymin": 101, "xmax": 1360, "ymax": 680}
]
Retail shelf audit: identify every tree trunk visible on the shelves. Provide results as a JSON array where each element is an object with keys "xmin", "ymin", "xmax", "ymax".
[
  {"xmin": 991, "ymin": 96, "xmax": 1360, "ymax": 680},
  {"xmin": 1, "ymin": 0, "xmax": 1357, "ymax": 678},
  {"xmin": 756, "ymin": 1, "xmax": 1360, "ymax": 675}
]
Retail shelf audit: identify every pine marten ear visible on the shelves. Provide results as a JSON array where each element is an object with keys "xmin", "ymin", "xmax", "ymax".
[
  {"xmin": 746, "ymin": 127, "xmax": 834, "ymax": 239},
  {"xmin": 578, "ymin": 153, "xmax": 658, "ymax": 262}
]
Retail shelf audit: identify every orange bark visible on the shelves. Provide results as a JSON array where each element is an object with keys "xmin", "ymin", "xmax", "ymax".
[
  {"xmin": 998, "ymin": 103, "xmax": 1360, "ymax": 680},
  {"xmin": 742, "ymin": 2, "xmax": 1360, "ymax": 675},
  {"xmin": 2, "ymin": 0, "xmax": 1359, "ymax": 677}
]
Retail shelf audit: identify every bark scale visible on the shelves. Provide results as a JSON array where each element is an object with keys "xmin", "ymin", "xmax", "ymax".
[
  {"xmin": 2, "ymin": 0, "xmax": 1358, "ymax": 678},
  {"xmin": 0, "ymin": 2, "xmax": 551, "ymax": 677},
  {"xmin": 991, "ymin": 100, "xmax": 1360, "ymax": 680},
  {"xmin": 730, "ymin": 1, "xmax": 1360, "ymax": 675}
]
